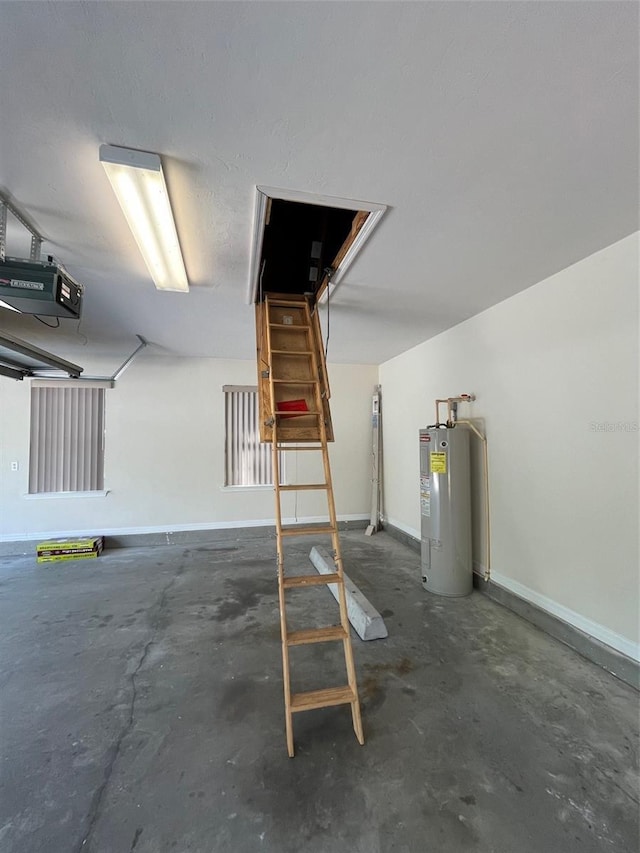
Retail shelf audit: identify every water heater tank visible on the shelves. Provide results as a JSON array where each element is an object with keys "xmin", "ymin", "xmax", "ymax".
[{"xmin": 419, "ymin": 426, "xmax": 472, "ymax": 596}]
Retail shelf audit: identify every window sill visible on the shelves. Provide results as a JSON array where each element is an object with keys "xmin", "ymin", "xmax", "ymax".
[
  {"xmin": 24, "ymin": 490, "xmax": 110, "ymax": 500},
  {"xmin": 220, "ymin": 485, "xmax": 276, "ymax": 492}
]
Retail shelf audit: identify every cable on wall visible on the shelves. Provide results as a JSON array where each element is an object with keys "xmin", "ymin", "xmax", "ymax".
[
  {"xmin": 34, "ymin": 315, "xmax": 60, "ymax": 329},
  {"xmin": 323, "ymin": 266, "xmax": 334, "ymax": 359}
]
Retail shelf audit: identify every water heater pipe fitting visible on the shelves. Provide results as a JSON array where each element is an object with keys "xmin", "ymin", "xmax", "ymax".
[{"xmin": 435, "ymin": 394, "xmax": 476, "ymax": 427}]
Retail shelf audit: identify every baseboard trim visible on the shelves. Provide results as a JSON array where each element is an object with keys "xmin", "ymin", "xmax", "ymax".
[
  {"xmin": 487, "ymin": 569, "xmax": 639, "ymax": 663},
  {"xmin": 476, "ymin": 575, "xmax": 639, "ymax": 690},
  {"xmin": 383, "ymin": 517, "xmax": 420, "ymax": 545},
  {"xmin": 381, "ymin": 519, "xmax": 420, "ymax": 552},
  {"xmin": 0, "ymin": 515, "xmax": 369, "ymax": 555},
  {"xmin": 382, "ymin": 521, "xmax": 639, "ymax": 690}
]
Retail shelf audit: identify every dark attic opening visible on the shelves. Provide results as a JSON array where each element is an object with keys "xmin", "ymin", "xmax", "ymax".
[{"xmin": 257, "ymin": 199, "xmax": 369, "ymax": 301}]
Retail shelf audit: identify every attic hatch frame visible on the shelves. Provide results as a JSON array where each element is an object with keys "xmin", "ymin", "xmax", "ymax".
[{"xmin": 246, "ymin": 187, "xmax": 386, "ymax": 305}]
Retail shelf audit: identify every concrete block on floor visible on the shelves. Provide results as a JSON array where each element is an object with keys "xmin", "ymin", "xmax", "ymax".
[{"xmin": 309, "ymin": 545, "xmax": 388, "ymax": 641}]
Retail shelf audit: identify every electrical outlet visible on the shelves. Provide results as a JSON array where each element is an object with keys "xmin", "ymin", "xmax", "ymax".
[{"xmin": 11, "ymin": 461, "xmax": 19, "ymax": 471}]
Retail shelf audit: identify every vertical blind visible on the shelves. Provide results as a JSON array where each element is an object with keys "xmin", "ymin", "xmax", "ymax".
[
  {"xmin": 29, "ymin": 386, "xmax": 105, "ymax": 493},
  {"xmin": 224, "ymin": 387, "xmax": 281, "ymax": 486}
]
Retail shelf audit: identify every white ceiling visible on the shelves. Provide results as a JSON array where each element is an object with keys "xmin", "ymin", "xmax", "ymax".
[{"xmin": 0, "ymin": 1, "xmax": 637, "ymax": 364}]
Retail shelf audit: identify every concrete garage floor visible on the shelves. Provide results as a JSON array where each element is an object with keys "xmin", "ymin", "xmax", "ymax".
[{"xmin": 0, "ymin": 531, "xmax": 638, "ymax": 853}]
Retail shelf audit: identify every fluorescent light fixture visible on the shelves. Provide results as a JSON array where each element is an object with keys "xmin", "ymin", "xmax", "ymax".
[{"xmin": 99, "ymin": 144, "xmax": 189, "ymax": 292}]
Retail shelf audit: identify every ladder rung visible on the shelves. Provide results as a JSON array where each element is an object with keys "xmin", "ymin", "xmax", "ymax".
[
  {"xmin": 275, "ymin": 409, "xmax": 321, "ymax": 416},
  {"xmin": 269, "ymin": 323, "xmax": 311, "ymax": 329},
  {"xmin": 267, "ymin": 298, "xmax": 309, "ymax": 307},
  {"xmin": 271, "ymin": 349, "xmax": 313, "ymax": 355},
  {"xmin": 290, "ymin": 685, "xmax": 356, "ymax": 712},
  {"xmin": 276, "ymin": 445, "xmax": 323, "ymax": 451},
  {"xmin": 282, "ymin": 573, "xmax": 341, "ymax": 589},
  {"xmin": 279, "ymin": 483, "xmax": 328, "ymax": 491},
  {"xmin": 272, "ymin": 379, "xmax": 319, "ymax": 384},
  {"xmin": 280, "ymin": 525, "xmax": 335, "ymax": 537},
  {"xmin": 286, "ymin": 626, "xmax": 347, "ymax": 646}
]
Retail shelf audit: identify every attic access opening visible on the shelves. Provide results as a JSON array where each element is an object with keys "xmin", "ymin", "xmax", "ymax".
[{"xmin": 248, "ymin": 187, "xmax": 386, "ymax": 304}]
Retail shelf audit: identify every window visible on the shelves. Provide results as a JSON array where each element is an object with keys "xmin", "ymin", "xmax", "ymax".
[
  {"xmin": 224, "ymin": 385, "xmax": 283, "ymax": 487},
  {"xmin": 29, "ymin": 386, "xmax": 105, "ymax": 494}
]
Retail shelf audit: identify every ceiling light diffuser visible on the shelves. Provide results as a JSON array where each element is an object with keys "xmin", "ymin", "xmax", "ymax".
[{"xmin": 99, "ymin": 144, "xmax": 189, "ymax": 292}]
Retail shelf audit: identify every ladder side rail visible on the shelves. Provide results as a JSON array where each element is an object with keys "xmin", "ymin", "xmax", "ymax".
[
  {"xmin": 303, "ymin": 299, "xmax": 364, "ymax": 745},
  {"xmin": 255, "ymin": 301, "xmax": 272, "ymax": 443},
  {"xmin": 310, "ymin": 301, "xmax": 331, "ymax": 402},
  {"xmin": 265, "ymin": 295, "xmax": 295, "ymax": 757}
]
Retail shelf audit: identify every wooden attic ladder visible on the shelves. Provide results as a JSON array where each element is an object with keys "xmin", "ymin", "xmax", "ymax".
[{"xmin": 255, "ymin": 292, "xmax": 364, "ymax": 757}]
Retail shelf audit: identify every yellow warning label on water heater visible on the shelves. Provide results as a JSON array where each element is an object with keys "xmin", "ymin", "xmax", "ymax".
[{"xmin": 430, "ymin": 452, "xmax": 447, "ymax": 474}]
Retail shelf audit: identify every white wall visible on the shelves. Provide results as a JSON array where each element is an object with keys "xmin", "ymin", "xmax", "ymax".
[
  {"xmin": 379, "ymin": 233, "xmax": 639, "ymax": 659},
  {"xmin": 0, "ymin": 357, "xmax": 377, "ymax": 539}
]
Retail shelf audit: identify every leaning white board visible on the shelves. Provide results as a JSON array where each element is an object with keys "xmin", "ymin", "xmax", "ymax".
[{"xmin": 309, "ymin": 546, "xmax": 388, "ymax": 641}]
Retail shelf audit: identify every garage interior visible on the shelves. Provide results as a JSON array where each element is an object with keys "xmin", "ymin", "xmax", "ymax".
[{"xmin": 0, "ymin": 3, "xmax": 638, "ymax": 853}]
